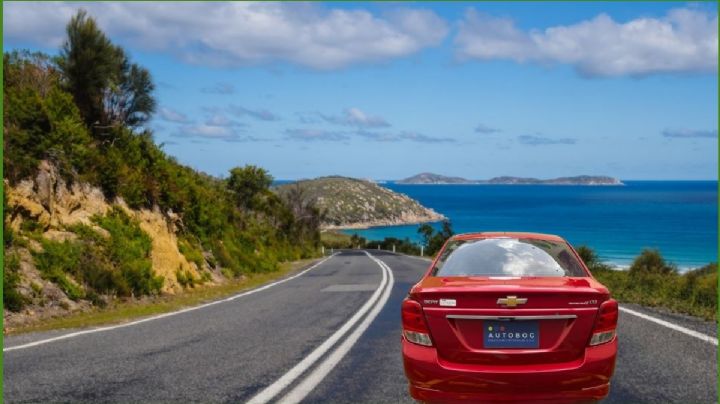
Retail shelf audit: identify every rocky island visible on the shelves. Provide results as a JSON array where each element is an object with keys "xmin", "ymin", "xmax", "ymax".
[
  {"xmin": 397, "ymin": 173, "xmax": 623, "ymax": 185},
  {"xmin": 274, "ymin": 176, "xmax": 446, "ymax": 229}
]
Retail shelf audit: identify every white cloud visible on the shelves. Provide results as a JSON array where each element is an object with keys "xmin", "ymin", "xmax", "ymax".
[
  {"xmin": 285, "ymin": 128, "xmax": 349, "ymax": 142},
  {"xmin": 475, "ymin": 123, "xmax": 501, "ymax": 134},
  {"xmin": 662, "ymin": 128, "xmax": 718, "ymax": 139},
  {"xmin": 229, "ymin": 105, "xmax": 280, "ymax": 121},
  {"xmin": 517, "ymin": 134, "xmax": 576, "ymax": 145},
  {"xmin": 174, "ymin": 123, "xmax": 259, "ymax": 142},
  {"xmin": 205, "ymin": 113, "xmax": 244, "ymax": 127},
  {"xmin": 159, "ymin": 107, "xmax": 191, "ymax": 123},
  {"xmin": 4, "ymin": 2, "xmax": 448, "ymax": 69},
  {"xmin": 321, "ymin": 108, "xmax": 390, "ymax": 128},
  {"xmin": 455, "ymin": 7, "xmax": 718, "ymax": 77},
  {"xmin": 357, "ymin": 130, "xmax": 454, "ymax": 143}
]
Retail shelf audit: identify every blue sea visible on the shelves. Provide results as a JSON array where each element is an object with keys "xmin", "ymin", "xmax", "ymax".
[{"xmin": 341, "ymin": 182, "xmax": 718, "ymax": 271}]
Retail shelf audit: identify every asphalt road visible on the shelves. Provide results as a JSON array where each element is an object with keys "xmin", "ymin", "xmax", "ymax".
[{"xmin": 4, "ymin": 250, "xmax": 717, "ymax": 403}]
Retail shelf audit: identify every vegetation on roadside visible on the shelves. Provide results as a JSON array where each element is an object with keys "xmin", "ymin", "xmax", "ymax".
[
  {"xmin": 321, "ymin": 221, "xmax": 454, "ymax": 257},
  {"xmin": 578, "ymin": 246, "xmax": 717, "ymax": 320},
  {"xmin": 3, "ymin": 10, "xmax": 321, "ymax": 313},
  {"xmin": 5, "ymin": 258, "xmax": 320, "ymax": 335}
]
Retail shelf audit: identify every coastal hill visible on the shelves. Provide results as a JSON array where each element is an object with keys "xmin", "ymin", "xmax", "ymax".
[
  {"xmin": 397, "ymin": 173, "xmax": 623, "ymax": 185},
  {"xmin": 275, "ymin": 177, "xmax": 446, "ymax": 229}
]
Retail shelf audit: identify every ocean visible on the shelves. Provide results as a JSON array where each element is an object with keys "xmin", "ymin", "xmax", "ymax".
[{"xmin": 341, "ymin": 181, "xmax": 718, "ymax": 271}]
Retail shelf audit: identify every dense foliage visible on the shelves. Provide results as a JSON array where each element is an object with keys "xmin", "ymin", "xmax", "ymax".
[
  {"xmin": 322, "ymin": 222, "xmax": 454, "ymax": 257},
  {"xmin": 4, "ymin": 11, "xmax": 321, "ymax": 311},
  {"xmin": 417, "ymin": 221, "xmax": 454, "ymax": 256},
  {"xmin": 580, "ymin": 246, "xmax": 717, "ymax": 320}
]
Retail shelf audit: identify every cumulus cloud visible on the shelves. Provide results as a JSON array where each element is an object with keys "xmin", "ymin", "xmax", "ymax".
[
  {"xmin": 201, "ymin": 82, "xmax": 235, "ymax": 95},
  {"xmin": 159, "ymin": 107, "xmax": 191, "ymax": 123},
  {"xmin": 517, "ymin": 135, "xmax": 576, "ymax": 145},
  {"xmin": 229, "ymin": 105, "xmax": 280, "ymax": 121},
  {"xmin": 662, "ymin": 128, "xmax": 718, "ymax": 139},
  {"xmin": 455, "ymin": 7, "xmax": 718, "ymax": 77},
  {"xmin": 285, "ymin": 128, "xmax": 349, "ymax": 142},
  {"xmin": 4, "ymin": 2, "xmax": 448, "ymax": 69},
  {"xmin": 475, "ymin": 123, "xmax": 501, "ymax": 134},
  {"xmin": 320, "ymin": 108, "xmax": 390, "ymax": 128}
]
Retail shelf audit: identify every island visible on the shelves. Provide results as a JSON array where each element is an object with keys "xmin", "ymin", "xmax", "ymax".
[
  {"xmin": 274, "ymin": 176, "xmax": 446, "ymax": 229},
  {"xmin": 397, "ymin": 173, "xmax": 623, "ymax": 185}
]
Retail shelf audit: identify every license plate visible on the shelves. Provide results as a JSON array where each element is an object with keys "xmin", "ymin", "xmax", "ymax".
[{"xmin": 483, "ymin": 320, "xmax": 539, "ymax": 348}]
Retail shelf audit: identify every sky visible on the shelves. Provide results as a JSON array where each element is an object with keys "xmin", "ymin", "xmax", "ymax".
[{"xmin": 3, "ymin": 1, "xmax": 718, "ymax": 180}]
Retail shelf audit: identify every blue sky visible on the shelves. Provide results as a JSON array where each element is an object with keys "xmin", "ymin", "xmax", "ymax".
[{"xmin": 4, "ymin": 2, "xmax": 718, "ymax": 180}]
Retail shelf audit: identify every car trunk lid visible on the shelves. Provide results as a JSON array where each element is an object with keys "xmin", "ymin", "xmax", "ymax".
[{"xmin": 413, "ymin": 276, "xmax": 609, "ymax": 366}]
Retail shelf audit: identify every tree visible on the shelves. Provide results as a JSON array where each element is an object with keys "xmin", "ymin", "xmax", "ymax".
[
  {"xmin": 417, "ymin": 224, "xmax": 434, "ymax": 247},
  {"xmin": 57, "ymin": 10, "xmax": 155, "ymax": 131},
  {"xmin": 417, "ymin": 220, "xmax": 454, "ymax": 256},
  {"xmin": 57, "ymin": 10, "xmax": 122, "ymax": 127},
  {"xmin": 227, "ymin": 166, "xmax": 273, "ymax": 210},
  {"xmin": 103, "ymin": 56, "xmax": 156, "ymax": 128}
]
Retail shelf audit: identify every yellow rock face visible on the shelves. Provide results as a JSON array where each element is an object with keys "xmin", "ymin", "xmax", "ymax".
[{"xmin": 5, "ymin": 160, "xmax": 200, "ymax": 294}]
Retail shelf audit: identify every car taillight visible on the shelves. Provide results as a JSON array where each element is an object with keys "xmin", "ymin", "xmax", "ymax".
[
  {"xmin": 589, "ymin": 299, "xmax": 618, "ymax": 346},
  {"xmin": 401, "ymin": 298, "xmax": 433, "ymax": 347}
]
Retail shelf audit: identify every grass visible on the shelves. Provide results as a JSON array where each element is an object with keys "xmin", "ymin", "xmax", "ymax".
[
  {"xmin": 320, "ymin": 230, "xmax": 353, "ymax": 249},
  {"xmin": 6, "ymin": 257, "xmax": 321, "ymax": 335}
]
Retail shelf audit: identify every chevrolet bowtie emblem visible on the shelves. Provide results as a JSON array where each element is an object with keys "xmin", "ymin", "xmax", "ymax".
[{"xmin": 497, "ymin": 295, "xmax": 527, "ymax": 307}]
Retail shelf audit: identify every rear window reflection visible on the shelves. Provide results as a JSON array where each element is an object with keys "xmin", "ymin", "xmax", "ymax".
[{"xmin": 432, "ymin": 238, "xmax": 587, "ymax": 277}]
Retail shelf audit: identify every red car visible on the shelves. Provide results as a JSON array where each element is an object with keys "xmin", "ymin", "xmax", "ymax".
[{"xmin": 402, "ymin": 232, "xmax": 618, "ymax": 404}]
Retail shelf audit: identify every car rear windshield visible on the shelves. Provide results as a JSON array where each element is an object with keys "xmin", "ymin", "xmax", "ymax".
[{"xmin": 431, "ymin": 238, "xmax": 587, "ymax": 277}]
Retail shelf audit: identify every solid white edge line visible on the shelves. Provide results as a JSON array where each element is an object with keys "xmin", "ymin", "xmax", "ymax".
[
  {"xmin": 4, "ymin": 253, "xmax": 340, "ymax": 353},
  {"xmin": 619, "ymin": 306, "xmax": 717, "ymax": 346},
  {"xmin": 246, "ymin": 251, "xmax": 388, "ymax": 404},
  {"xmin": 279, "ymin": 253, "xmax": 395, "ymax": 404}
]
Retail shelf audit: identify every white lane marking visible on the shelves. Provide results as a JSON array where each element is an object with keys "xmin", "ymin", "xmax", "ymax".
[
  {"xmin": 246, "ymin": 252, "xmax": 389, "ymax": 404},
  {"xmin": 279, "ymin": 252, "xmax": 395, "ymax": 404},
  {"xmin": 619, "ymin": 306, "xmax": 718, "ymax": 346},
  {"xmin": 4, "ymin": 254, "xmax": 339, "ymax": 353}
]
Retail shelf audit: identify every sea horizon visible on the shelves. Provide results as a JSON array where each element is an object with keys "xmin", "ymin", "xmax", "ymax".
[{"xmin": 334, "ymin": 180, "xmax": 717, "ymax": 271}]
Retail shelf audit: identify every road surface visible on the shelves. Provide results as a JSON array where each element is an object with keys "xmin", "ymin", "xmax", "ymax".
[{"xmin": 4, "ymin": 250, "xmax": 717, "ymax": 403}]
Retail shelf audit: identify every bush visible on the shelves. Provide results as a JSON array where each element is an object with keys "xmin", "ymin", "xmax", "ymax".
[
  {"xmin": 4, "ymin": 253, "xmax": 28, "ymax": 311},
  {"xmin": 629, "ymin": 249, "xmax": 677, "ymax": 275},
  {"xmin": 93, "ymin": 207, "xmax": 163, "ymax": 296},
  {"xmin": 584, "ymin": 246, "xmax": 717, "ymax": 320},
  {"xmin": 178, "ymin": 236, "xmax": 205, "ymax": 269},
  {"xmin": 33, "ymin": 239, "xmax": 86, "ymax": 300}
]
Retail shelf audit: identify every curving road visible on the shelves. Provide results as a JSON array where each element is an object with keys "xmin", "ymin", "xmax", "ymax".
[{"xmin": 4, "ymin": 250, "xmax": 717, "ymax": 403}]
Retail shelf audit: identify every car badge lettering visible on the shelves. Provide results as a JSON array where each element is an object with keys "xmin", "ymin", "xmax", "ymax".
[
  {"xmin": 423, "ymin": 299, "xmax": 439, "ymax": 305},
  {"xmin": 569, "ymin": 300, "xmax": 598, "ymax": 305},
  {"xmin": 496, "ymin": 295, "xmax": 527, "ymax": 307},
  {"xmin": 439, "ymin": 298, "xmax": 456, "ymax": 307}
]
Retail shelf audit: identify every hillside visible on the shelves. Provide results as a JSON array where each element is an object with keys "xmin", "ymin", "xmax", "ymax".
[
  {"xmin": 275, "ymin": 177, "xmax": 446, "ymax": 229},
  {"xmin": 397, "ymin": 172, "xmax": 623, "ymax": 185},
  {"xmin": 3, "ymin": 17, "xmax": 320, "ymax": 331}
]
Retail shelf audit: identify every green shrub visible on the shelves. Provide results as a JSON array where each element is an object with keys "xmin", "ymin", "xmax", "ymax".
[
  {"xmin": 93, "ymin": 208, "xmax": 163, "ymax": 295},
  {"xmin": 178, "ymin": 237, "xmax": 205, "ymax": 269},
  {"xmin": 586, "ymin": 246, "xmax": 717, "ymax": 320},
  {"xmin": 3, "ymin": 253, "xmax": 28, "ymax": 311},
  {"xmin": 629, "ymin": 249, "xmax": 677, "ymax": 275},
  {"xmin": 33, "ymin": 239, "xmax": 86, "ymax": 300}
]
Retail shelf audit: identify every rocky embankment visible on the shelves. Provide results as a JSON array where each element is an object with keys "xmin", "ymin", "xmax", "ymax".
[
  {"xmin": 4, "ymin": 161, "xmax": 221, "ymax": 331},
  {"xmin": 274, "ymin": 176, "xmax": 445, "ymax": 229}
]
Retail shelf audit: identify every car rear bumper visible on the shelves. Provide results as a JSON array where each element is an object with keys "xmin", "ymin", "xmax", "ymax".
[{"xmin": 402, "ymin": 336, "xmax": 617, "ymax": 404}]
